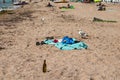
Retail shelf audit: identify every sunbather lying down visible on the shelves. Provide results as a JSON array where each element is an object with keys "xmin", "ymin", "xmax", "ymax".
[{"xmin": 59, "ymin": 4, "xmax": 74, "ymax": 9}]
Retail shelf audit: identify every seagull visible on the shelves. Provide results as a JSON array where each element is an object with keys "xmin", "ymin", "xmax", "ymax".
[{"xmin": 78, "ymin": 29, "xmax": 88, "ymax": 39}]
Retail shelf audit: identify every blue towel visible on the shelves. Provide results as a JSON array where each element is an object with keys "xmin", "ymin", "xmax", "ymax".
[
  {"xmin": 55, "ymin": 42, "xmax": 88, "ymax": 50},
  {"xmin": 44, "ymin": 39, "xmax": 88, "ymax": 50},
  {"xmin": 44, "ymin": 39, "xmax": 55, "ymax": 44}
]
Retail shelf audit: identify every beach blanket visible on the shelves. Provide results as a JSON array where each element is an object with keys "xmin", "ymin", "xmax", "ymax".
[
  {"xmin": 55, "ymin": 42, "xmax": 88, "ymax": 50},
  {"xmin": 44, "ymin": 38, "xmax": 88, "ymax": 50},
  {"xmin": 44, "ymin": 39, "xmax": 56, "ymax": 45}
]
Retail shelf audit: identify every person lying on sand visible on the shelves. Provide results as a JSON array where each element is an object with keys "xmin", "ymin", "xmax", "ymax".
[{"xmin": 59, "ymin": 3, "xmax": 72, "ymax": 9}]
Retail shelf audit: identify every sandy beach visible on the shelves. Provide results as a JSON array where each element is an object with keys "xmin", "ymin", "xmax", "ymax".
[{"xmin": 0, "ymin": 1, "xmax": 120, "ymax": 80}]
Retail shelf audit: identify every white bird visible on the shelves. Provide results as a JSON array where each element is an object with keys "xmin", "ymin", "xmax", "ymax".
[{"xmin": 78, "ymin": 30, "xmax": 88, "ymax": 39}]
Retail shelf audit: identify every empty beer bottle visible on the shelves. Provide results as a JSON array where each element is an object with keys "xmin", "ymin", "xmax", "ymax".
[{"xmin": 43, "ymin": 60, "xmax": 47, "ymax": 73}]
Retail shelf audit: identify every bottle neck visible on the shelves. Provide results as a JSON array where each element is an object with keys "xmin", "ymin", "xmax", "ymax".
[{"xmin": 44, "ymin": 60, "xmax": 46, "ymax": 64}]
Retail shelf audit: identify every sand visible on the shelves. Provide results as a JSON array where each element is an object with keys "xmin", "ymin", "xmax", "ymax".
[{"xmin": 0, "ymin": 1, "xmax": 120, "ymax": 80}]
